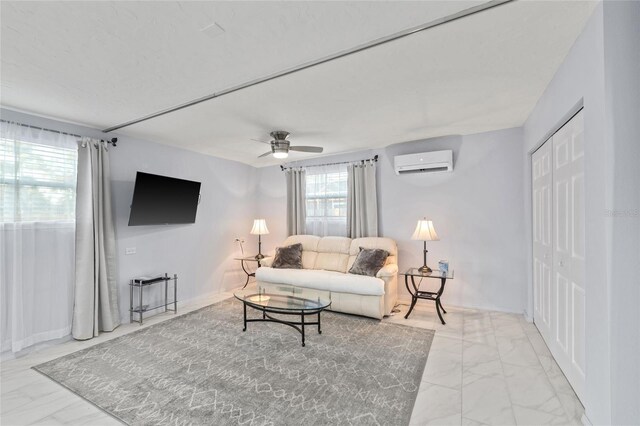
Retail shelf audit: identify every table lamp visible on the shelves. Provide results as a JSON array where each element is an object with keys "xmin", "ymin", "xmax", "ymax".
[
  {"xmin": 250, "ymin": 219, "xmax": 269, "ymax": 260},
  {"xmin": 411, "ymin": 218, "xmax": 439, "ymax": 273}
]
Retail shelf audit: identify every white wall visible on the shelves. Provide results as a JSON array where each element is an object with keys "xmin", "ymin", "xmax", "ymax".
[
  {"xmin": 257, "ymin": 127, "xmax": 527, "ymax": 314},
  {"xmin": 254, "ymin": 165, "xmax": 287, "ymax": 257},
  {"xmin": 1, "ymin": 108, "xmax": 258, "ymax": 326},
  {"xmin": 522, "ymin": 2, "xmax": 640, "ymax": 423},
  {"xmin": 522, "ymin": 4, "xmax": 609, "ymax": 422},
  {"xmin": 602, "ymin": 2, "xmax": 640, "ymax": 424},
  {"xmin": 109, "ymin": 137, "xmax": 258, "ymax": 321},
  {"xmin": 522, "ymin": 8, "xmax": 610, "ymax": 424}
]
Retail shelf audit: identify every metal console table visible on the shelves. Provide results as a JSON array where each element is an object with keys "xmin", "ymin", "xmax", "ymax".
[
  {"xmin": 129, "ymin": 273, "xmax": 177, "ymax": 325},
  {"xmin": 401, "ymin": 268, "xmax": 454, "ymax": 324}
]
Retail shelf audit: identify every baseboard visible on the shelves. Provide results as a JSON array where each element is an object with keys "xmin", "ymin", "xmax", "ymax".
[
  {"xmin": 523, "ymin": 310, "xmax": 534, "ymax": 322},
  {"xmin": 178, "ymin": 290, "xmax": 226, "ymax": 307}
]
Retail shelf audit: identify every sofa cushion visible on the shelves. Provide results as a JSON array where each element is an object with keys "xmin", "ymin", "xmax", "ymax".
[
  {"xmin": 314, "ymin": 236, "xmax": 351, "ymax": 273},
  {"xmin": 272, "ymin": 243, "xmax": 303, "ymax": 269},
  {"xmin": 348, "ymin": 247, "xmax": 389, "ymax": 277},
  {"xmin": 376, "ymin": 264, "xmax": 398, "ymax": 278},
  {"xmin": 283, "ymin": 235, "xmax": 319, "ymax": 269},
  {"xmin": 283, "ymin": 235, "xmax": 320, "ymax": 251},
  {"xmin": 256, "ymin": 267, "xmax": 385, "ymax": 296},
  {"xmin": 348, "ymin": 237, "xmax": 397, "ymax": 270}
]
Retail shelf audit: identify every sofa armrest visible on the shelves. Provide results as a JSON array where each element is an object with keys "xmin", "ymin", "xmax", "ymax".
[
  {"xmin": 376, "ymin": 264, "xmax": 398, "ymax": 278},
  {"xmin": 260, "ymin": 256, "xmax": 274, "ymax": 267}
]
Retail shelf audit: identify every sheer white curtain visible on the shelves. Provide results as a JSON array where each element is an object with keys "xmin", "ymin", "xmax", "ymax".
[
  {"xmin": 1, "ymin": 121, "xmax": 78, "ymax": 353},
  {"xmin": 305, "ymin": 163, "xmax": 348, "ymax": 237}
]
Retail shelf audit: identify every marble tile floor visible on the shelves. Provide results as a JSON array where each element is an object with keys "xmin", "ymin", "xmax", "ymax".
[
  {"xmin": 385, "ymin": 303, "xmax": 585, "ymax": 425},
  {"xmin": 1, "ymin": 291, "xmax": 584, "ymax": 426}
]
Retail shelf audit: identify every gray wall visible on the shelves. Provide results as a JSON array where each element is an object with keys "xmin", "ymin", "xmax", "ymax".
[
  {"xmin": 1, "ymin": 108, "xmax": 258, "ymax": 325},
  {"xmin": 257, "ymin": 127, "xmax": 527, "ymax": 314}
]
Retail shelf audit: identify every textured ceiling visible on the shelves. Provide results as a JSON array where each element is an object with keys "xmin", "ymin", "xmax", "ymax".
[{"xmin": 1, "ymin": 1, "xmax": 596, "ymax": 166}]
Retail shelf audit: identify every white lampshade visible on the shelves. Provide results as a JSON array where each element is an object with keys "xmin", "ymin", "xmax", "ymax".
[
  {"xmin": 411, "ymin": 218, "xmax": 439, "ymax": 241},
  {"xmin": 250, "ymin": 219, "xmax": 269, "ymax": 235}
]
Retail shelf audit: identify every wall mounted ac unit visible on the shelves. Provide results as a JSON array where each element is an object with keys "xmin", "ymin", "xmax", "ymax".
[{"xmin": 394, "ymin": 150, "xmax": 453, "ymax": 175}]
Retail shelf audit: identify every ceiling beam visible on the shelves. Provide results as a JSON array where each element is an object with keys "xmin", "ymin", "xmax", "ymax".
[{"xmin": 102, "ymin": 0, "xmax": 513, "ymax": 133}]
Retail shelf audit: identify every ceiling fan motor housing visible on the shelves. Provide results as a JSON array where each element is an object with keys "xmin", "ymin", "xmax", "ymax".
[
  {"xmin": 270, "ymin": 131, "xmax": 290, "ymax": 158},
  {"xmin": 257, "ymin": 130, "xmax": 322, "ymax": 158},
  {"xmin": 272, "ymin": 140, "xmax": 290, "ymax": 155},
  {"xmin": 270, "ymin": 130, "xmax": 290, "ymax": 141}
]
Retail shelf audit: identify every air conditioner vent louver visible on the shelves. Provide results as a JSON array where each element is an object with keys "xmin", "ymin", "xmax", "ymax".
[
  {"xmin": 394, "ymin": 150, "xmax": 453, "ymax": 175},
  {"xmin": 397, "ymin": 166, "xmax": 450, "ymax": 174}
]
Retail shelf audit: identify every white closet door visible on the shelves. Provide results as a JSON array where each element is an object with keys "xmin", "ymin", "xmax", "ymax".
[
  {"xmin": 532, "ymin": 138, "xmax": 553, "ymax": 342},
  {"xmin": 532, "ymin": 110, "xmax": 585, "ymax": 402},
  {"xmin": 551, "ymin": 110, "xmax": 585, "ymax": 401}
]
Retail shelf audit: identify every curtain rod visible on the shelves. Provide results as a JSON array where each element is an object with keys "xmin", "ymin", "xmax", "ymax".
[
  {"xmin": 280, "ymin": 155, "xmax": 378, "ymax": 171},
  {"xmin": 0, "ymin": 120, "xmax": 118, "ymax": 146}
]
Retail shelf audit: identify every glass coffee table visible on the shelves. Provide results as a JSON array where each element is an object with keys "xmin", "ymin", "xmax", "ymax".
[{"xmin": 234, "ymin": 288, "xmax": 331, "ymax": 347}]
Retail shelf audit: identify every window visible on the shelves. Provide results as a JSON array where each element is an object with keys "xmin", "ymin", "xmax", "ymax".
[
  {"xmin": 305, "ymin": 164, "xmax": 348, "ymax": 236},
  {"xmin": 0, "ymin": 137, "xmax": 77, "ymax": 222}
]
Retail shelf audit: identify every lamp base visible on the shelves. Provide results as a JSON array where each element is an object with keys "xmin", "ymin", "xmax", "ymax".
[
  {"xmin": 255, "ymin": 253, "xmax": 265, "ymax": 260},
  {"xmin": 418, "ymin": 265, "xmax": 433, "ymax": 273}
]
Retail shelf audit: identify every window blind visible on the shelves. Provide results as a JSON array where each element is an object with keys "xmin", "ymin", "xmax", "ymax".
[
  {"xmin": 305, "ymin": 163, "xmax": 348, "ymax": 236},
  {"xmin": 0, "ymin": 138, "xmax": 77, "ymax": 222}
]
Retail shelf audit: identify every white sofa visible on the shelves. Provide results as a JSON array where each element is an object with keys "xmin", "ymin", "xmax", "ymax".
[{"xmin": 256, "ymin": 235, "xmax": 398, "ymax": 319}]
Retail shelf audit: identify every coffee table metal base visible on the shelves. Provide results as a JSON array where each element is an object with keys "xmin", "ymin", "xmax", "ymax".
[{"xmin": 242, "ymin": 302, "xmax": 322, "ymax": 347}]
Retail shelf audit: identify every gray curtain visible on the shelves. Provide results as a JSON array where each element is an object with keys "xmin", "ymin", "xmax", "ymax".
[
  {"xmin": 286, "ymin": 168, "xmax": 306, "ymax": 236},
  {"xmin": 72, "ymin": 138, "xmax": 120, "ymax": 340},
  {"xmin": 347, "ymin": 162, "xmax": 378, "ymax": 238}
]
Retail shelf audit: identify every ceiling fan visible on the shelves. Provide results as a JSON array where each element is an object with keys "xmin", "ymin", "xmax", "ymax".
[{"xmin": 256, "ymin": 131, "xmax": 323, "ymax": 159}]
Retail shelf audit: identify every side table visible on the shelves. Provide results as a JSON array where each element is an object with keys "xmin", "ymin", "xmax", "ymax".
[
  {"xmin": 129, "ymin": 273, "xmax": 177, "ymax": 325},
  {"xmin": 234, "ymin": 256, "xmax": 263, "ymax": 289},
  {"xmin": 401, "ymin": 268, "xmax": 454, "ymax": 324}
]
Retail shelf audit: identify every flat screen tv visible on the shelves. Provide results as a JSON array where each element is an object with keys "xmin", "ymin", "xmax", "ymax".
[{"xmin": 128, "ymin": 172, "xmax": 201, "ymax": 226}]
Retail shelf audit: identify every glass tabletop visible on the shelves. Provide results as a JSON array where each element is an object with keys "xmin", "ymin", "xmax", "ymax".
[
  {"xmin": 234, "ymin": 288, "xmax": 331, "ymax": 312},
  {"xmin": 402, "ymin": 268, "xmax": 454, "ymax": 279},
  {"xmin": 234, "ymin": 256, "xmax": 263, "ymax": 261}
]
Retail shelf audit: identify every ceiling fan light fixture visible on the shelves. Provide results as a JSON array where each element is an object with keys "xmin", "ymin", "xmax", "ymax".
[
  {"xmin": 255, "ymin": 130, "xmax": 322, "ymax": 159},
  {"xmin": 273, "ymin": 149, "xmax": 288, "ymax": 159}
]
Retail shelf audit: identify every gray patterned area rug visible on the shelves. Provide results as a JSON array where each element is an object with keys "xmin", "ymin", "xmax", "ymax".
[{"xmin": 34, "ymin": 299, "xmax": 434, "ymax": 426}]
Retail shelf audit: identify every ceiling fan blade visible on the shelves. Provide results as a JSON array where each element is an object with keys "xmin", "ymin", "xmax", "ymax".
[
  {"xmin": 289, "ymin": 146, "xmax": 323, "ymax": 153},
  {"xmin": 258, "ymin": 151, "xmax": 273, "ymax": 158},
  {"xmin": 250, "ymin": 138, "xmax": 271, "ymax": 145}
]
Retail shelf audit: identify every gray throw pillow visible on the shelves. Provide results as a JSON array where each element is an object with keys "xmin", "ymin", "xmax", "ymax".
[
  {"xmin": 272, "ymin": 243, "xmax": 304, "ymax": 269},
  {"xmin": 348, "ymin": 247, "xmax": 389, "ymax": 277}
]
